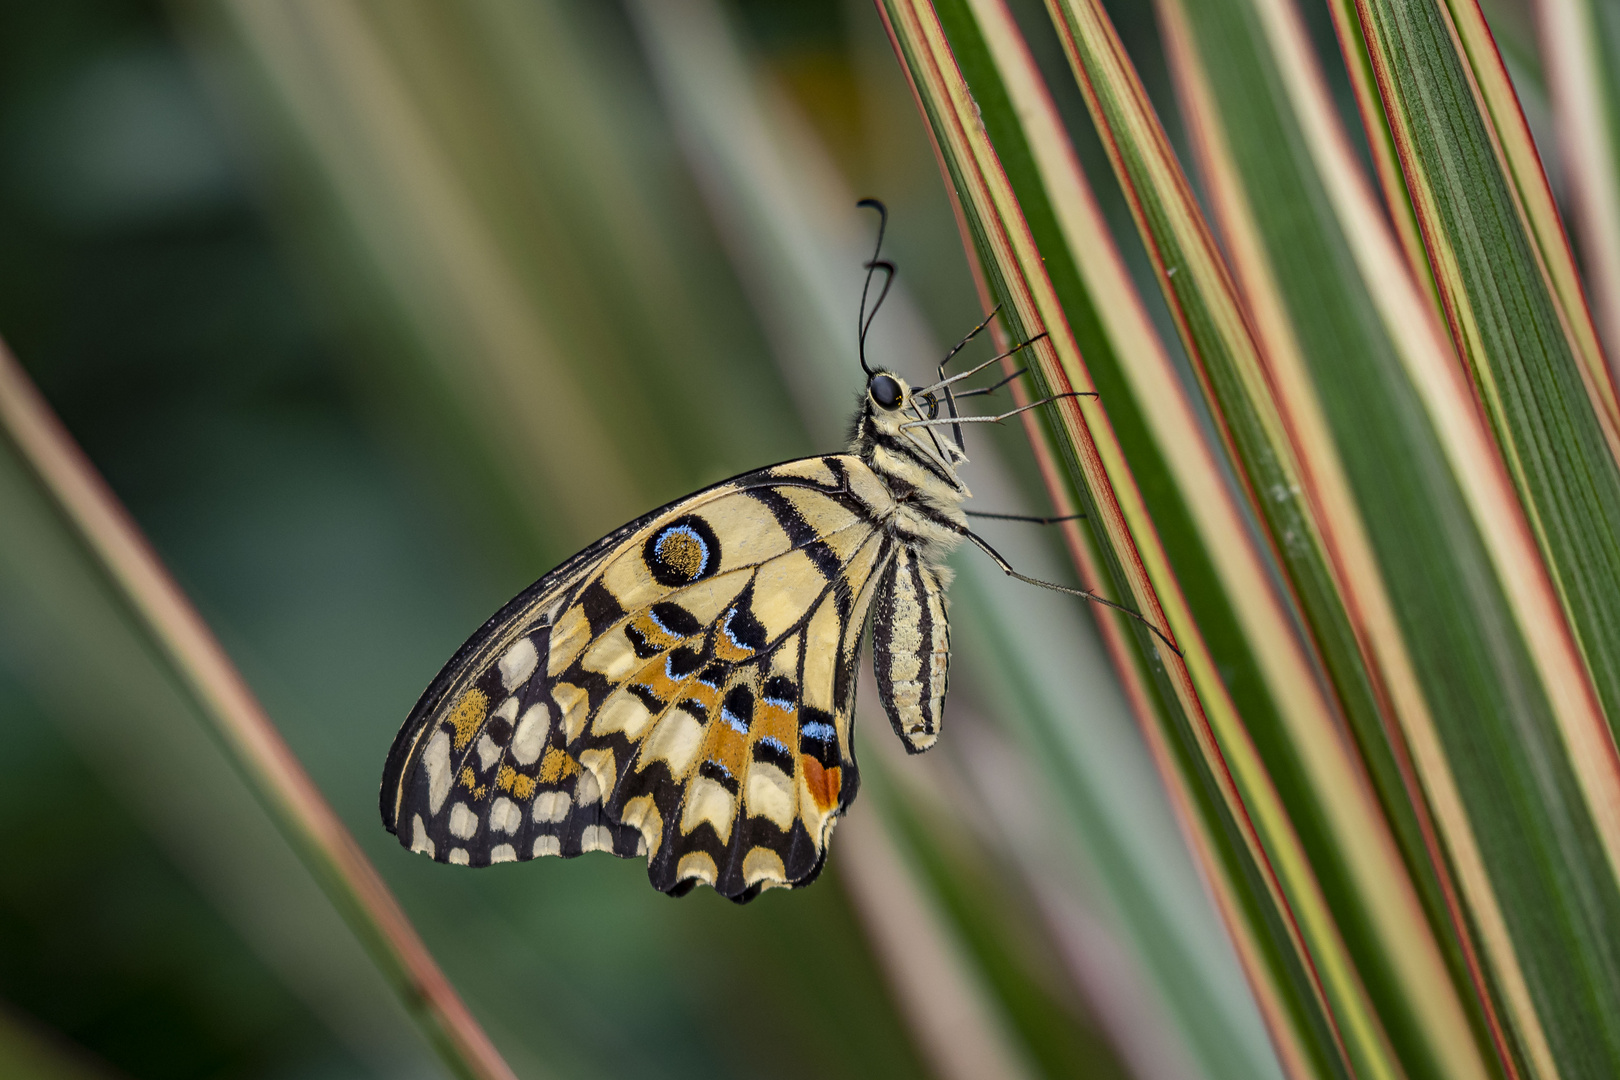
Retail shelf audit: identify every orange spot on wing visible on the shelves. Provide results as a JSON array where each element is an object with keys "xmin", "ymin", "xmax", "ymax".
[
  {"xmin": 754, "ymin": 702, "xmax": 796, "ymax": 748},
  {"xmin": 712, "ymin": 637, "xmax": 753, "ymax": 663},
  {"xmin": 458, "ymin": 766, "xmax": 488, "ymax": 798},
  {"xmin": 447, "ymin": 688, "xmax": 488, "ymax": 750},
  {"xmin": 539, "ymin": 747, "xmax": 580, "ymax": 785},
  {"xmin": 708, "ymin": 722, "xmax": 749, "ymax": 781},
  {"xmin": 628, "ymin": 612, "xmax": 680, "ymax": 652},
  {"xmin": 629, "ymin": 652, "xmax": 720, "ymax": 708},
  {"xmin": 495, "ymin": 764, "xmax": 537, "ymax": 800},
  {"xmin": 801, "ymin": 757, "xmax": 840, "ymax": 811}
]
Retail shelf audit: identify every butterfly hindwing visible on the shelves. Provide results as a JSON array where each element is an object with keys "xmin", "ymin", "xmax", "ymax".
[{"xmin": 381, "ymin": 455, "xmax": 901, "ymax": 901}]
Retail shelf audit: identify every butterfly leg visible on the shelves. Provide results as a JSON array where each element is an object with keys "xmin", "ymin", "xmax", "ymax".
[
  {"xmin": 932, "ymin": 315, "xmax": 1001, "ymax": 456},
  {"xmin": 956, "ymin": 525, "xmax": 1182, "ymax": 657},
  {"xmin": 921, "ymin": 311, "xmax": 1049, "ymax": 453},
  {"xmin": 913, "ymin": 335, "xmax": 1049, "ymax": 400},
  {"xmin": 900, "ymin": 391, "xmax": 1096, "ymax": 431},
  {"xmin": 952, "ymin": 367, "xmax": 1028, "ymax": 400},
  {"xmin": 936, "ymin": 304, "xmax": 1002, "ymax": 382},
  {"xmin": 964, "ymin": 510, "xmax": 1085, "ymax": 524}
]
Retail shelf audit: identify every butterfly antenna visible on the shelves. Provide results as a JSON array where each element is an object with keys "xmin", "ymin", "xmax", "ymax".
[{"xmin": 857, "ymin": 198, "xmax": 895, "ymax": 377}]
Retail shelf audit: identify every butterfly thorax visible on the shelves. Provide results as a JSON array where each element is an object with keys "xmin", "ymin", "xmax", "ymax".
[{"xmin": 850, "ymin": 372, "xmax": 968, "ymax": 568}]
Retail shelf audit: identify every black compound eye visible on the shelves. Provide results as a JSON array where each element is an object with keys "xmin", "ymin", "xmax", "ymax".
[{"xmin": 869, "ymin": 373, "xmax": 904, "ymax": 409}]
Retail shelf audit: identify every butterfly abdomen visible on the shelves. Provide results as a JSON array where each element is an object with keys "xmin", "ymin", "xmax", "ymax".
[
  {"xmin": 846, "ymin": 383, "xmax": 965, "ymax": 754},
  {"xmin": 872, "ymin": 547, "xmax": 950, "ymax": 753}
]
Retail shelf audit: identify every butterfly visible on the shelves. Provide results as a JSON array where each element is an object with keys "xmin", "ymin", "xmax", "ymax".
[{"xmin": 379, "ymin": 201, "xmax": 1175, "ymax": 903}]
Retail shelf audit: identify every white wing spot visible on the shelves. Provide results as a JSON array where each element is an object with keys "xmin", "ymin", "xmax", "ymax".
[
  {"xmin": 743, "ymin": 846, "xmax": 786, "ymax": 887},
  {"xmin": 579, "ymin": 748, "xmax": 616, "ymax": 807},
  {"xmin": 448, "ymin": 802, "xmax": 479, "ymax": 840},
  {"xmin": 534, "ymin": 790, "xmax": 571, "ymax": 823},
  {"xmin": 490, "ymin": 796, "xmax": 522, "ymax": 834},
  {"xmin": 581, "ymin": 824, "xmax": 614, "ymax": 852},
  {"xmin": 534, "ymin": 834, "xmax": 562, "ymax": 857},
  {"xmin": 592, "ymin": 691, "xmax": 652, "ymax": 739},
  {"xmin": 746, "ymin": 763, "xmax": 795, "ymax": 830},
  {"xmin": 410, "ymin": 814, "xmax": 435, "ymax": 858},
  {"xmin": 641, "ymin": 707, "xmax": 704, "ymax": 777},
  {"xmin": 448, "ymin": 848, "xmax": 470, "ymax": 865},
  {"xmin": 575, "ymin": 766, "xmax": 602, "ymax": 806},
  {"xmin": 499, "ymin": 637, "xmax": 539, "ymax": 690},
  {"xmin": 490, "ymin": 843, "xmax": 517, "ymax": 864},
  {"xmin": 510, "ymin": 703, "xmax": 551, "ymax": 765},
  {"xmin": 423, "ymin": 730, "xmax": 452, "ymax": 814},
  {"xmin": 493, "ymin": 695, "xmax": 519, "ymax": 723},
  {"xmin": 621, "ymin": 794, "xmax": 663, "ymax": 858},
  {"xmin": 476, "ymin": 732, "xmax": 501, "ymax": 771},
  {"xmin": 681, "ymin": 776, "xmax": 737, "ymax": 844},
  {"xmin": 677, "ymin": 850, "xmax": 717, "ymax": 885}
]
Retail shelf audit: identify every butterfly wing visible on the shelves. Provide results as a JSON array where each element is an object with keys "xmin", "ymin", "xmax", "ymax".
[{"xmin": 381, "ymin": 454, "xmax": 900, "ymax": 902}]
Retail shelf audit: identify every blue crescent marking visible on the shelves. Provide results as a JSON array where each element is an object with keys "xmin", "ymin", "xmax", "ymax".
[
  {"xmin": 721, "ymin": 706, "xmax": 749, "ymax": 734},
  {"xmin": 722, "ymin": 607, "xmax": 753, "ymax": 652},
  {"xmin": 758, "ymin": 735, "xmax": 790, "ymax": 756},
  {"xmin": 801, "ymin": 721, "xmax": 836, "ymax": 742}
]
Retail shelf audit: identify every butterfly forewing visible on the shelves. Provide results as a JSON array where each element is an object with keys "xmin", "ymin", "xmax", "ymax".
[{"xmin": 381, "ymin": 455, "xmax": 899, "ymax": 901}]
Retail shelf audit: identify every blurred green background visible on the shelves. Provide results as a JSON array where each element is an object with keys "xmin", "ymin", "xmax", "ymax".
[{"xmin": 0, "ymin": 1, "xmax": 1264, "ymax": 1078}]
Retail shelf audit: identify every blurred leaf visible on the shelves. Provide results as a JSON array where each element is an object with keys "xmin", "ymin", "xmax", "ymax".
[
  {"xmin": 871, "ymin": 763, "xmax": 1130, "ymax": 1080},
  {"xmin": 0, "ymin": 1007, "xmax": 121, "ymax": 1080},
  {"xmin": 947, "ymin": 1, "xmax": 1496, "ymax": 1075},
  {"xmin": 1345, "ymin": 0, "xmax": 1620, "ymax": 743},
  {"xmin": 1073, "ymin": 0, "xmax": 1620, "ymax": 1073},
  {"xmin": 1537, "ymin": 0, "xmax": 1620, "ymax": 370},
  {"xmin": 0, "ymin": 340, "xmax": 512, "ymax": 1079}
]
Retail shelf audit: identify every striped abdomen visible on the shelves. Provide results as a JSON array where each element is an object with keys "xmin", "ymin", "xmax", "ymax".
[{"xmin": 872, "ymin": 547, "xmax": 949, "ymax": 753}]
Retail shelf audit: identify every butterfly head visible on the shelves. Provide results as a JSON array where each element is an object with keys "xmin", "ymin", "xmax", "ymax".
[
  {"xmin": 852, "ymin": 367, "xmax": 970, "ymax": 496},
  {"xmin": 851, "ymin": 201, "xmax": 969, "ymax": 501}
]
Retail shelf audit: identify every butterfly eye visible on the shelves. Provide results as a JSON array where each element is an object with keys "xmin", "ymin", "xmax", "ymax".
[{"xmin": 869, "ymin": 374, "xmax": 904, "ymax": 409}]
